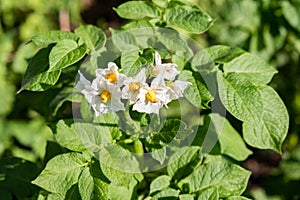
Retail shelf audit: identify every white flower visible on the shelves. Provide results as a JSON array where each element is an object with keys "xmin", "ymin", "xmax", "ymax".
[
  {"xmin": 75, "ymin": 71, "xmax": 125, "ymax": 116},
  {"xmin": 96, "ymin": 62, "xmax": 126, "ymax": 85},
  {"xmin": 132, "ymin": 75, "xmax": 170, "ymax": 115},
  {"xmin": 166, "ymin": 80, "xmax": 191, "ymax": 102},
  {"xmin": 122, "ymin": 68, "xmax": 147, "ymax": 104},
  {"xmin": 153, "ymin": 52, "xmax": 179, "ymax": 81}
]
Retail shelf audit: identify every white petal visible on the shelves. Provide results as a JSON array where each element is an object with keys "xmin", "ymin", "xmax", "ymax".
[{"xmin": 155, "ymin": 52, "xmax": 162, "ymax": 65}]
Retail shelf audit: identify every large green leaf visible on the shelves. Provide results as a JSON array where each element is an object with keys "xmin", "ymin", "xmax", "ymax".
[
  {"xmin": 48, "ymin": 39, "xmax": 87, "ymax": 72},
  {"xmin": 74, "ymin": 25, "xmax": 106, "ymax": 51},
  {"xmin": 164, "ymin": 5, "xmax": 213, "ymax": 34},
  {"xmin": 181, "ymin": 156, "xmax": 251, "ymax": 197},
  {"xmin": 243, "ymin": 86, "xmax": 289, "ymax": 153},
  {"xmin": 151, "ymin": 188, "xmax": 180, "ymax": 200},
  {"xmin": 223, "ymin": 52, "xmax": 277, "ymax": 85},
  {"xmin": 32, "ymin": 153, "xmax": 88, "ymax": 195},
  {"xmin": 114, "ymin": 1, "xmax": 160, "ymax": 19},
  {"xmin": 217, "ymin": 71, "xmax": 263, "ymax": 122},
  {"xmin": 31, "ymin": 30, "xmax": 79, "ymax": 47},
  {"xmin": 209, "ymin": 114, "xmax": 252, "ymax": 161},
  {"xmin": 0, "ymin": 157, "xmax": 40, "ymax": 199}
]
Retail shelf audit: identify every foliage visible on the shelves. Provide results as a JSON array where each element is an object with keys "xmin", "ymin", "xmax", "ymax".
[{"xmin": 0, "ymin": 0, "xmax": 298, "ymax": 199}]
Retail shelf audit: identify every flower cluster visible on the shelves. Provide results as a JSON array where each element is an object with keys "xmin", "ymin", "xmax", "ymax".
[{"xmin": 75, "ymin": 52, "xmax": 191, "ymax": 116}]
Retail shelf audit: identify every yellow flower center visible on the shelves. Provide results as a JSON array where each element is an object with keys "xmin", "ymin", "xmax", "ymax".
[
  {"xmin": 100, "ymin": 90, "xmax": 111, "ymax": 103},
  {"xmin": 146, "ymin": 90, "xmax": 157, "ymax": 103},
  {"xmin": 106, "ymin": 72, "xmax": 117, "ymax": 83},
  {"xmin": 129, "ymin": 82, "xmax": 140, "ymax": 92}
]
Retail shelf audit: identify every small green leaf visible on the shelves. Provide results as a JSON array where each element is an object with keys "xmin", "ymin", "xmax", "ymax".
[
  {"xmin": 223, "ymin": 52, "xmax": 277, "ymax": 85},
  {"xmin": 209, "ymin": 114, "xmax": 252, "ymax": 161},
  {"xmin": 217, "ymin": 72, "xmax": 263, "ymax": 122},
  {"xmin": 31, "ymin": 30, "xmax": 78, "ymax": 47},
  {"xmin": 114, "ymin": 1, "xmax": 160, "ymax": 19},
  {"xmin": 182, "ymin": 156, "xmax": 251, "ymax": 197},
  {"xmin": 20, "ymin": 45, "xmax": 61, "ymax": 92},
  {"xmin": 48, "ymin": 39, "xmax": 87, "ymax": 72},
  {"xmin": 164, "ymin": 5, "xmax": 213, "ymax": 34},
  {"xmin": 167, "ymin": 146, "xmax": 201, "ymax": 180},
  {"xmin": 178, "ymin": 70, "xmax": 213, "ymax": 109},
  {"xmin": 149, "ymin": 175, "xmax": 171, "ymax": 195},
  {"xmin": 243, "ymin": 86, "xmax": 289, "ymax": 153},
  {"xmin": 74, "ymin": 25, "xmax": 106, "ymax": 51},
  {"xmin": 32, "ymin": 153, "xmax": 88, "ymax": 194}
]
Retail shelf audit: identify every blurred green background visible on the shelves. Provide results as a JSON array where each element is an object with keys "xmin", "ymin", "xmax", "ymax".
[{"xmin": 0, "ymin": 0, "xmax": 299, "ymax": 199}]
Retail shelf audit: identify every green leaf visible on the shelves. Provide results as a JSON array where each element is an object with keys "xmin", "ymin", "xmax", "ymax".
[
  {"xmin": 182, "ymin": 156, "xmax": 251, "ymax": 197},
  {"xmin": 151, "ymin": 188, "xmax": 180, "ymax": 200},
  {"xmin": 121, "ymin": 49, "xmax": 154, "ymax": 76},
  {"xmin": 51, "ymin": 119, "xmax": 113, "ymax": 152},
  {"xmin": 243, "ymin": 86, "xmax": 289, "ymax": 153},
  {"xmin": 114, "ymin": 1, "xmax": 160, "ymax": 19},
  {"xmin": 32, "ymin": 152, "xmax": 88, "ymax": 194},
  {"xmin": 78, "ymin": 167, "xmax": 108, "ymax": 200},
  {"xmin": 152, "ymin": 119, "xmax": 193, "ymax": 145},
  {"xmin": 74, "ymin": 25, "xmax": 106, "ymax": 51},
  {"xmin": 156, "ymin": 28, "xmax": 193, "ymax": 59},
  {"xmin": 217, "ymin": 72, "xmax": 263, "ymax": 122},
  {"xmin": 179, "ymin": 194, "xmax": 195, "ymax": 200},
  {"xmin": 110, "ymin": 28, "xmax": 139, "ymax": 52},
  {"xmin": 167, "ymin": 146, "xmax": 201, "ymax": 180},
  {"xmin": 48, "ymin": 39, "xmax": 87, "ymax": 72},
  {"xmin": 227, "ymin": 196, "xmax": 252, "ymax": 200},
  {"xmin": 280, "ymin": 161, "xmax": 300, "ymax": 181},
  {"xmin": 153, "ymin": 0, "xmax": 168, "ymax": 8},
  {"xmin": 65, "ymin": 184, "xmax": 81, "ymax": 200},
  {"xmin": 164, "ymin": 5, "xmax": 213, "ymax": 34},
  {"xmin": 206, "ymin": 45, "xmax": 245, "ymax": 64},
  {"xmin": 31, "ymin": 30, "xmax": 78, "ymax": 47},
  {"xmin": 223, "ymin": 52, "xmax": 277, "ymax": 85},
  {"xmin": 149, "ymin": 175, "xmax": 171, "ymax": 195},
  {"xmin": 151, "ymin": 146, "xmax": 167, "ymax": 165},
  {"xmin": 178, "ymin": 70, "xmax": 213, "ymax": 109},
  {"xmin": 20, "ymin": 45, "xmax": 61, "ymax": 92},
  {"xmin": 51, "ymin": 119, "xmax": 86, "ymax": 152},
  {"xmin": 0, "ymin": 157, "xmax": 40, "ymax": 199},
  {"xmin": 209, "ymin": 114, "xmax": 252, "ymax": 161},
  {"xmin": 281, "ymin": 1, "xmax": 300, "ymax": 32},
  {"xmin": 197, "ymin": 187, "xmax": 219, "ymax": 200}
]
